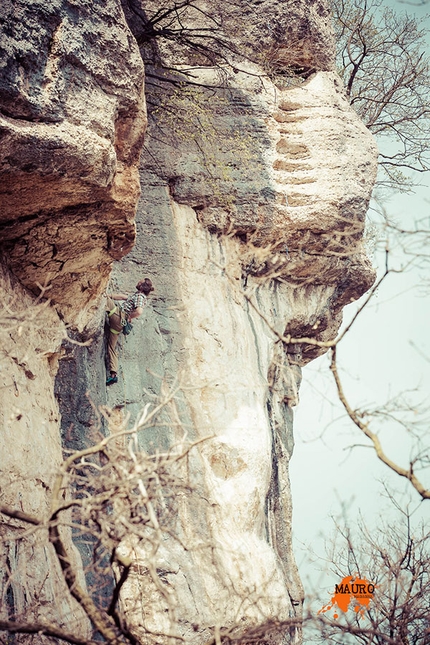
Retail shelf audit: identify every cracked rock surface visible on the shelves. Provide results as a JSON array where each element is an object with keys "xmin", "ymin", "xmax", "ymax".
[{"xmin": 0, "ymin": 0, "xmax": 146, "ymax": 327}]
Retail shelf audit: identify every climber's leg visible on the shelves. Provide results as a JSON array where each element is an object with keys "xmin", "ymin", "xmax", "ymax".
[
  {"xmin": 106, "ymin": 306, "xmax": 122, "ymax": 385},
  {"xmin": 107, "ymin": 329, "xmax": 120, "ymax": 374}
]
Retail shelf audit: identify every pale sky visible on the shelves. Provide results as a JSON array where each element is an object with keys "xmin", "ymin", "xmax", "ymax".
[
  {"xmin": 289, "ymin": 0, "xmax": 430, "ymax": 617},
  {"xmin": 290, "ymin": 172, "xmax": 430, "ymax": 629}
]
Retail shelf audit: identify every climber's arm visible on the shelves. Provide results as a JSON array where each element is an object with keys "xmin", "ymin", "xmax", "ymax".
[
  {"xmin": 128, "ymin": 307, "xmax": 143, "ymax": 320},
  {"xmin": 108, "ymin": 292, "xmax": 129, "ymax": 301}
]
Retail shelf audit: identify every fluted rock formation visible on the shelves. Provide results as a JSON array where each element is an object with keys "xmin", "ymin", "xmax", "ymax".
[{"xmin": 0, "ymin": 0, "xmax": 378, "ymax": 643}]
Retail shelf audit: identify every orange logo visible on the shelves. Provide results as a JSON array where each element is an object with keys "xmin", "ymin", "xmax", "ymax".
[{"xmin": 318, "ymin": 575, "xmax": 375, "ymax": 619}]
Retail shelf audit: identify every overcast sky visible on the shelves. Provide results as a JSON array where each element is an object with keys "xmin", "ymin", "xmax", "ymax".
[{"xmin": 289, "ymin": 0, "xmax": 430, "ymax": 616}]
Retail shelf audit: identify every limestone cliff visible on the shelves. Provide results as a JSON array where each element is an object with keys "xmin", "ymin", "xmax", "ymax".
[
  {"xmin": 0, "ymin": 1, "xmax": 378, "ymax": 644},
  {"xmin": 0, "ymin": 0, "xmax": 145, "ymax": 638},
  {"xmin": 0, "ymin": 0, "xmax": 146, "ymax": 325}
]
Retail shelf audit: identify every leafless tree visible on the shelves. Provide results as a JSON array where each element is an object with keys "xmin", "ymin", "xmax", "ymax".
[
  {"xmin": 0, "ymin": 383, "xmax": 206, "ymax": 645},
  {"xmin": 331, "ymin": 0, "xmax": 430, "ymax": 190},
  {"xmin": 0, "ymin": 424, "xmax": 304, "ymax": 645},
  {"xmin": 312, "ymin": 503, "xmax": 430, "ymax": 645},
  {"xmin": 221, "ymin": 235, "xmax": 430, "ymax": 501},
  {"xmin": 0, "ymin": 370, "xmax": 303, "ymax": 645}
]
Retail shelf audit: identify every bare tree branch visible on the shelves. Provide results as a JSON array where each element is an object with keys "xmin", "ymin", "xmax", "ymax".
[
  {"xmin": 0, "ymin": 619, "xmax": 99, "ymax": 645},
  {"xmin": 329, "ymin": 345, "xmax": 430, "ymax": 500},
  {"xmin": 331, "ymin": 0, "xmax": 430, "ymax": 189}
]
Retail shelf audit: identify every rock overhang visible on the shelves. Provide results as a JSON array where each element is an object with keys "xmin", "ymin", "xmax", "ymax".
[
  {"xmin": 0, "ymin": 0, "xmax": 147, "ymax": 327},
  {"xmin": 144, "ymin": 68, "xmax": 378, "ymax": 333}
]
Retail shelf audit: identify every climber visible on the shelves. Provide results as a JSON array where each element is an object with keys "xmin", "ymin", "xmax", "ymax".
[{"xmin": 105, "ymin": 278, "xmax": 154, "ymax": 386}]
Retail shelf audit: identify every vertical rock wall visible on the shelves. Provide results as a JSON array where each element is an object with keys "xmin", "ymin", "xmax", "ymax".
[
  {"xmin": 0, "ymin": 263, "xmax": 92, "ymax": 639},
  {"xmin": 98, "ymin": 68, "xmax": 377, "ymax": 640},
  {"xmin": 0, "ymin": 0, "xmax": 145, "ymax": 637},
  {"xmin": 0, "ymin": 0, "xmax": 378, "ymax": 643}
]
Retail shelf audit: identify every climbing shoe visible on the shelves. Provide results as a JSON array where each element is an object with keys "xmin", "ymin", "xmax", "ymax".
[{"xmin": 106, "ymin": 375, "xmax": 118, "ymax": 386}]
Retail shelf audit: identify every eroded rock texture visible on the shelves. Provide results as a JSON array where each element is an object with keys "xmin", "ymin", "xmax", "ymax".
[
  {"xmin": 0, "ymin": 0, "xmax": 146, "ymax": 326},
  {"xmin": 0, "ymin": 0, "xmax": 378, "ymax": 643},
  {"xmin": 0, "ymin": 0, "xmax": 145, "ymax": 638},
  {"xmin": 99, "ymin": 1, "xmax": 376, "ymax": 641}
]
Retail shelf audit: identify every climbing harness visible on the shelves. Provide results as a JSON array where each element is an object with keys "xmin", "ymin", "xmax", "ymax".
[
  {"xmin": 108, "ymin": 304, "xmax": 129, "ymax": 334},
  {"xmin": 108, "ymin": 305, "xmax": 120, "ymax": 334}
]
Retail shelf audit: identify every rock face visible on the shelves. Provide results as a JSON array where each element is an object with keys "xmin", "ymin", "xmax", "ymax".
[
  {"xmin": 0, "ymin": 0, "xmax": 145, "ymax": 638},
  {"xmin": 0, "ymin": 0, "xmax": 146, "ymax": 326},
  {"xmin": 101, "ymin": 69, "xmax": 376, "ymax": 641},
  {"xmin": 0, "ymin": 0, "xmax": 378, "ymax": 644},
  {"xmin": 0, "ymin": 262, "xmax": 92, "ymax": 640}
]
